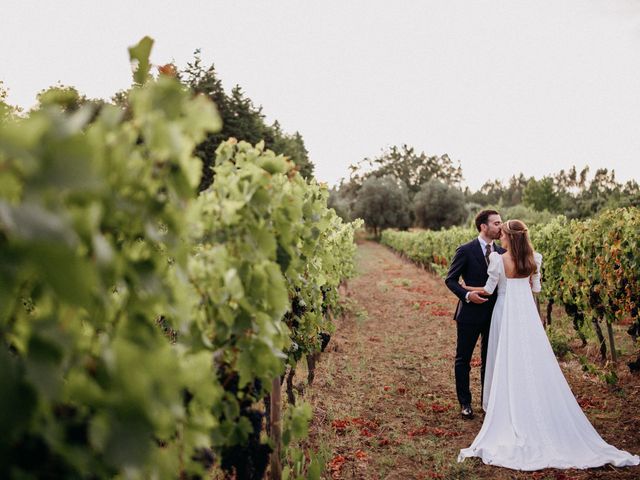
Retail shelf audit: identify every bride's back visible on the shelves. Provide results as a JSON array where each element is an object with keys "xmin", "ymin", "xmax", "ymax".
[{"xmin": 501, "ymin": 253, "xmax": 531, "ymax": 280}]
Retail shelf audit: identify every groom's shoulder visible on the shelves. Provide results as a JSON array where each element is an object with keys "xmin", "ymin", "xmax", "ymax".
[
  {"xmin": 458, "ymin": 238, "xmax": 478, "ymax": 249},
  {"xmin": 458, "ymin": 238, "xmax": 478, "ymax": 252}
]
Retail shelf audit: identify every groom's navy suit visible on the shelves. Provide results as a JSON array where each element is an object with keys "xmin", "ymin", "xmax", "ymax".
[{"xmin": 445, "ymin": 238, "xmax": 505, "ymax": 407}]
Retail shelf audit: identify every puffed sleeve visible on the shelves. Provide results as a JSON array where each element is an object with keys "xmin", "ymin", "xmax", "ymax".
[
  {"xmin": 483, "ymin": 251, "xmax": 501, "ymax": 295},
  {"xmin": 531, "ymin": 252, "xmax": 543, "ymax": 293}
]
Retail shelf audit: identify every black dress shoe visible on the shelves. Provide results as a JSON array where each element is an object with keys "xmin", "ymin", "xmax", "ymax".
[{"xmin": 461, "ymin": 404, "xmax": 474, "ymax": 420}]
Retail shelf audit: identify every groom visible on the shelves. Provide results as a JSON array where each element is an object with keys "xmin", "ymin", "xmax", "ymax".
[{"xmin": 445, "ymin": 210, "xmax": 503, "ymax": 419}]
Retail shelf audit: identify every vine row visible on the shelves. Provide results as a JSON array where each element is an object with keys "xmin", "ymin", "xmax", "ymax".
[{"xmin": 0, "ymin": 38, "xmax": 360, "ymax": 479}]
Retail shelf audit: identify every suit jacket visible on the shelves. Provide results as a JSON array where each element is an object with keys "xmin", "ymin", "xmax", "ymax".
[{"xmin": 444, "ymin": 238, "xmax": 506, "ymax": 324}]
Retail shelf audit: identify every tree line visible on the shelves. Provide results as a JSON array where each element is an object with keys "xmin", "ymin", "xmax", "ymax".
[{"xmin": 329, "ymin": 146, "xmax": 640, "ymax": 235}]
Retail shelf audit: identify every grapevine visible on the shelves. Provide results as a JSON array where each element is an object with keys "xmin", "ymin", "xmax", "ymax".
[{"xmin": 0, "ymin": 38, "xmax": 360, "ymax": 479}]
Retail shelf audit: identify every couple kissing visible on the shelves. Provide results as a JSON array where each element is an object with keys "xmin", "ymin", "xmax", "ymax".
[{"xmin": 444, "ymin": 210, "xmax": 639, "ymax": 471}]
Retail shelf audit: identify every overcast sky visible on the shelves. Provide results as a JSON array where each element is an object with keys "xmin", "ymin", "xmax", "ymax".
[{"xmin": 2, "ymin": 0, "xmax": 639, "ymax": 190}]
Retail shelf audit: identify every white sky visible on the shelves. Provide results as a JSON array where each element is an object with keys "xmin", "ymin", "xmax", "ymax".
[{"xmin": 2, "ymin": 0, "xmax": 640, "ymax": 190}]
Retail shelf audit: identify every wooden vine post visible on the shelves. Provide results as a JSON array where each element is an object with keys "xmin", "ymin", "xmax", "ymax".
[
  {"xmin": 270, "ymin": 377, "xmax": 282, "ymax": 480},
  {"xmin": 545, "ymin": 299, "xmax": 554, "ymax": 327},
  {"xmin": 606, "ymin": 321, "xmax": 618, "ymax": 364}
]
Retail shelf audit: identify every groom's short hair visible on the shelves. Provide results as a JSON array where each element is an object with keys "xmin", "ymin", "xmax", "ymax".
[{"xmin": 475, "ymin": 209, "xmax": 500, "ymax": 232}]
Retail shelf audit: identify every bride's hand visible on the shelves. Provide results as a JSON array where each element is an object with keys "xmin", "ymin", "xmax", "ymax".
[{"xmin": 467, "ymin": 291, "xmax": 488, "ymax": 304}]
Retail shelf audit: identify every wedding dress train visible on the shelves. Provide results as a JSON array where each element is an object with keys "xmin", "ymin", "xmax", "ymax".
[{"xmin": 458, "ymin": 252, "xmax": 639, "ymax": 470}]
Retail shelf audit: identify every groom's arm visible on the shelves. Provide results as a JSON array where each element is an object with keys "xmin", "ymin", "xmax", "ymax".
[{"xmin": 445, "ymin": 246, "xmax": 469, "ymax": 302}]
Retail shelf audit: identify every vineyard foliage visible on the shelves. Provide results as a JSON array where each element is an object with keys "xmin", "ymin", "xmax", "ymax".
[
  {"xmin": 381, "ymin": 207, "xmax": 640, "ymax": 331},
  {"xmin": 0, "ymin": 38, "xmax": 360, "ymax": 479},
  {"xmin": 531, "ymin": 209, "xmax": 640, "ymax": 327},
  {"xmin": 380, "ymin": 226, "xmax": 475, "ymax": 278}
]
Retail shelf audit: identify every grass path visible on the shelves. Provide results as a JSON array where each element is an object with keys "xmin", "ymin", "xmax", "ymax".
[{"xmin": 304, "ymin": 241, "xmax": 640, "ymax": 480}]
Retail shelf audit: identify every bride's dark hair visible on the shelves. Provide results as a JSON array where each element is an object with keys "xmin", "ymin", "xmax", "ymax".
[{"xmin": 502, "ymin": 219, "xmax": 536, "ymax": 277}]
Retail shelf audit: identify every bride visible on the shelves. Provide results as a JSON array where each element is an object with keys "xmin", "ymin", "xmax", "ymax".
[{"xmin": 457, "ymin": 219, "xmax": 639, "ymax": 471}]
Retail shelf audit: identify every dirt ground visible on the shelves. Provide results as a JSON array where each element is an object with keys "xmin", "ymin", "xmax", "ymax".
[{"xmin": 304, "ymin": 240, "xmax": 640, "ymax": 480}]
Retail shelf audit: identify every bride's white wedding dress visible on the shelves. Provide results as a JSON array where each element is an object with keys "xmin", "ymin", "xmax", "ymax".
[{"xmin": 458, "ymin": 251, "xmax": 640, "ymax": 471}]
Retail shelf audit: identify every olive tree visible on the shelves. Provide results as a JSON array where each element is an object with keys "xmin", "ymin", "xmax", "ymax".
[
  {"xmin": 413, "ymin": 179, "xmax": 466, "ymax": 230},
  {"xmin": 352, "ymin": 175, "xmax": 411, "ymax": 237}
]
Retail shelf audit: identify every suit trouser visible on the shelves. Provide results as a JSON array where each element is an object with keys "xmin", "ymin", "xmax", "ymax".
[{"xmin": 455, "ymin": 320, "xmax": 490, "ymax": 407}]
